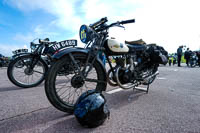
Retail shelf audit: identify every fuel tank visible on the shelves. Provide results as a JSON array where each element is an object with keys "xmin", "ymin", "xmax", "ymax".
[{"xmin": 104, "ymin": 39, "xmax": 129, "ymax": 55}]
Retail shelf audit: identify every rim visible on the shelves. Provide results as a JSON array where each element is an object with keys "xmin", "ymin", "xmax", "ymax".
[
  {"xmin": 54, "ymin": 60, "xmax": 98, "ymax": 107},
  {"xmin": 12, "ymin": 57, "xmax": 45, "ymax": 86}
]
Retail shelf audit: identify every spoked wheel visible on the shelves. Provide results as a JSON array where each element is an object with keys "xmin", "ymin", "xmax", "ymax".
[
  {"xmin": 7, "ymin": 55, "xmax": 48, "ymax": 88},
  {"xmin": 190, "ymin": 60, "xmax": 196, "ymax": 68},
  {"xmin": 45, "ymin": 53, "xmax": 106, "ymax": 114}
]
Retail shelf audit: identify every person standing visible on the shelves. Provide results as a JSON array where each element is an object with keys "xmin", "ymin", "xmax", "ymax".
[
  {"xmin": 177, "ymin": 46, "xmax": 183, "ymax": 67},
  {"xmin": 168, "ymin": 54, "xmax": 173, "ymax": 66},
  {"xmin": 99, "ymin": 52, "xmax": 106, "ymax": 66},
  {"xmin": 184, "ymin": 48, "xmax": 190, "ymax": 66}
]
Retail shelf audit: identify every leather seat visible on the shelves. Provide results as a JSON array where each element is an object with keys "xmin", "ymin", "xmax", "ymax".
[
  {"xmin": 126, "ymin": 39, "xmax": 146, "ymax": 52},
  {"xmin": 125, "ymin": 39, "xmax": 146, "ymax": 45}
]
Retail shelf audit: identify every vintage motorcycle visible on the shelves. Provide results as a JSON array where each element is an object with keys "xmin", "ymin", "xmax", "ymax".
[
  {"xmin": 45, "ymin": 17, "xmax": 168, "ymax": 113},
  {"xmin": 7, "ymin": 38, "xmax": 77, "ymax": 88}
]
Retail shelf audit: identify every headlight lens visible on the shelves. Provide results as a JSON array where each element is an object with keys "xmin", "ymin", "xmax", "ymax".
[{"xmin": 30, "ymin": 42, "xmax": 37, "ymax": 51}]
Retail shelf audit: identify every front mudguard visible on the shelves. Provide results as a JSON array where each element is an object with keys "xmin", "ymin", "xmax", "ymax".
[
  {"xmin": 11, "ymin": 53, "xmax": 48, "ymax": 70},
  {"xmin": 11, "ymin": 53, "xmax": 31, "ymax": 60},
  {"xmin": 52, "ymin": 47, "xmax": 107, "ymax": 91}
]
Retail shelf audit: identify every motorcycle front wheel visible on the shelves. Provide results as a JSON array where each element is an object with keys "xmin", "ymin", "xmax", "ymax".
[
  {"xmin": 7, "ymin": 55, "xmax": 48, "ymax": 88},
  {"xmin": 45, "ymin": 53, "xmax": 106, "ymax": 114}
]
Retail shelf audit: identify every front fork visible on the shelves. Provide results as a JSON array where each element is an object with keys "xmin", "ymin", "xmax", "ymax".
[
  {"xmin": 68, "ymin": 50, "xmax": 98, "ymax": 79},
  {"xmin": 24, "ymin": 55, "xmax": 40, "ymax": 72}
]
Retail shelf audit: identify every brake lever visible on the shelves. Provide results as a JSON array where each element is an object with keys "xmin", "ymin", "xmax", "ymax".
[
  {"xmin": 114, "ymin": 23, "xmax": 125, "ymax": 30},
  {"xmin": 118, "ymin": 24, "xmax": 125, "ymax": 30}
]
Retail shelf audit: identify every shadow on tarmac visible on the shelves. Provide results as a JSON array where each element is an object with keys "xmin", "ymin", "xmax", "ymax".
[{"xmin": 0, "ymin": 87, "xmax": 147, "ymax": 132}]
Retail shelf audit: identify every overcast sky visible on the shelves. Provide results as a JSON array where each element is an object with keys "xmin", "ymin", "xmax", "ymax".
[{"xmin": 1, "ymin": 0, "xmax": 200, "ymax": 56}]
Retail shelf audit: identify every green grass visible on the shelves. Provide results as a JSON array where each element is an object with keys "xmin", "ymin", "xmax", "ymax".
[{"xmin": 181, "ymin": 56, "xmax": 186, "ymax": 63}]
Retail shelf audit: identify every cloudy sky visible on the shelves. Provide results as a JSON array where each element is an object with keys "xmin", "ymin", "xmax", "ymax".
[{"xmin": 1, "ymin": 0, "xmax": 200, "ymax": 56}]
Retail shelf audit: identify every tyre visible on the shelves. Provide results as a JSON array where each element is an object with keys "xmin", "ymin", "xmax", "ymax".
[
  {"xmin": 7, "ymin": 55, "xmax": 48, "ymax": 88},
  {"xmin": 45, "ymin": 53, "xmax": 107, "ymax": 114},
  {"xmin": 190, "ymin": 60, "xmax": 195, "ymax": 67}
]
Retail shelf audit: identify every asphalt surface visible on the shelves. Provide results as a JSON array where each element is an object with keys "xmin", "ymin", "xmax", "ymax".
[{"xmin": 0, "ymin": 64, "xmax": 200, "ymax": 133}]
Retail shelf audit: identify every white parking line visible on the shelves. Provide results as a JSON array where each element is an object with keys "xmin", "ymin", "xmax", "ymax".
[
  {"xmin": 135, "ymin": 86, "xmax": 147, "ymax": 91},
  {"xmin": 106, "ymin": 86, "xmax": 147, "ymax": 94},
  {"xmin": 157, "ymin": 77, "xmax": 166, "ymax": 80}
]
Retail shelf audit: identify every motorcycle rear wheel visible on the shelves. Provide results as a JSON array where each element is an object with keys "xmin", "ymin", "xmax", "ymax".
[
  {"xmin": 189, "ymin": 60, "xmax": 196, "ymax": 67},
  {"xmin": 45, "ymin": 53, "xmax": 106, "ymax": 114}
]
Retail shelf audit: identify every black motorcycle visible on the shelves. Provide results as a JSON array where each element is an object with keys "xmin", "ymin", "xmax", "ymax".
[
  {"xmin": 45, "ymin": 17, "xmax": 168, "ymax": 113},
  {"xmin": 189, "ymin": 52, "xmax": 200, "ymax": 67},
  {"xmin": 0, "ymin": 56, "xmax": 10, "ymax": 67},
  {"xmin": 7, "ymin": 38, "xmax": 77, "ymax": 88}
]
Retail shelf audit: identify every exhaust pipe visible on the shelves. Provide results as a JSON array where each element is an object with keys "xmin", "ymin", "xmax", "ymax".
[{"xmin": 142, "ymin": 71, "xmax": 159, "ymax": 84}]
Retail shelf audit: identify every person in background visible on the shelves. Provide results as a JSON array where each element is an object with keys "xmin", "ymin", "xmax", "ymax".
[
  {"xmin": 184, "ymin": 48, "xmax": 190, "ymax": 66},
  {"xmin": 99, "ymin": 52, "xmax": 106, "ymax": 66},
  {"xmin": 0, "ymin": 54, "xmax": 3, "ymax": 67},
  {"xmin": 172, "ymin": 53, "xmax": 177, "ymax": 66},
  {"xmin": 177, "ymin": 46, "xmax": 183, "ymax": 67},
  {"xmin": 168, "ymin": 54, "xmax": 172, "ymax": 66}
]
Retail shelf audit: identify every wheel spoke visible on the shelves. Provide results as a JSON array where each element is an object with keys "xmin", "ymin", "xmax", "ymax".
[
  {"xmin": 85, "ymin": 78, "xmax": 105, "ymax": 84},
  {"xmin": 33, "ymin": 70, "xmax": 44, "ymax": 74},
  {"xmin": 51, "ymin": 57, "xmax": 104, "ymax": 109}
]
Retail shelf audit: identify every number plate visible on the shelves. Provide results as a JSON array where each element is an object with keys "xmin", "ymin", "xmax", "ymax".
[{"xmin": 50, "ymin": 40, "xmax": 77, "ymax": 51}]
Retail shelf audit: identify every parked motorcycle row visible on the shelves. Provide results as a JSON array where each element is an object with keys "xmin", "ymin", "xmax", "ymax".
[
  {"xmin": 0, "ymin": 54, "xmax": 10, "ymax": 67},
  {"xmin": 6, "ymin": 17, "xmax": 168, "ymax": 127},
  {"xmin": 168, "ymin": 51, "xmax": 200, "ymax": 67}
]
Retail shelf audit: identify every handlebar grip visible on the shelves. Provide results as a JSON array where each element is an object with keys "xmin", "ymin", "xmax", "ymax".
[
  {"xmin": 90, "ymin": 17, "xmax": 108, "ymax": 28},
  {"xmin": 39, "ymin": 38, "xmax": 50, "ymax": 44},
  {"xmin": 120, "ymin": 19, "xmax": 135, "ymax": 24}
]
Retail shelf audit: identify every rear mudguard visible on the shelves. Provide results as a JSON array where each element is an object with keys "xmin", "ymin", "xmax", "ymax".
[{"xmin": 52, "ymin": 47, "xmax": 107, "ymax": 91}]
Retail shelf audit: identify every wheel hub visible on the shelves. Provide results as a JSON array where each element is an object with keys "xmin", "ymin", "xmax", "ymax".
[
  {"xmin": 24, "ymin": 68, "xmax": 33, "ymax": 75},
  {"xmin": 71, "ymin": 75, "xmax": 85, "ymax": 88}
]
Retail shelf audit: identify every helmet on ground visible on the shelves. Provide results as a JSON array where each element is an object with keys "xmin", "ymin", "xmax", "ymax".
[{"xmin": 74, "ymin": 90, "xmax": 110, "ymax": 128}]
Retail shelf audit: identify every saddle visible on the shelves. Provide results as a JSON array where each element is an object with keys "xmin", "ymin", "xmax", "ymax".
[{"xmin": 125, "ymin": 39, "xmax": 146, "ymax": 45}]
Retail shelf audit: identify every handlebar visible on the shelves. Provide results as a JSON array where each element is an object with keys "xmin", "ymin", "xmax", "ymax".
[
  {"xmin": 89, "ymin": 17, "xmax": 108, "ymax": 28},
  {"xmin": 39, "ymin": 38, "xmax": 50, "ymax": 43},
  {"xmin": 120, "ymin": 19, "xmax": 135, "ymax": 24},
  {"xmin": 31, "ymin": 38, "xmax": 56, "ymax": 47},
  {"xmin": 93, "ymin": 18, "xmax": 135, "ymax": 32}
]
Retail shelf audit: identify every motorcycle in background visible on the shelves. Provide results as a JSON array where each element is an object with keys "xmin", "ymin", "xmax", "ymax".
[
  {"xmin": 189, "ymin": 51, "xmax": 200, "ymax": 67},
  {"xmin": 0, "ymin": 55, "xmax": 10, "ymax": 67},
  {"xmin": 45, "ymin": 17, "xmax": 168, "ymax": 113},
  {"xmin": 7, "ymin": 38, "xmax": 77, "ymax": 88}
]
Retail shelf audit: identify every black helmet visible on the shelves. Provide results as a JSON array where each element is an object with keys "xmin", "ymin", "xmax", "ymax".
[{"xmin": 74, "ymin": 90, "xmax": 110, "ymax": 128}]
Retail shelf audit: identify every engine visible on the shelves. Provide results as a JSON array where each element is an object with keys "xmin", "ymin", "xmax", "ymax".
[
  {"xmin": 109, "ymin": 56, "xmax": 135, "ymax": 85},
  {"xmin": 117, "ymin": 67, "xmax": 133, "ymax": 84}
]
